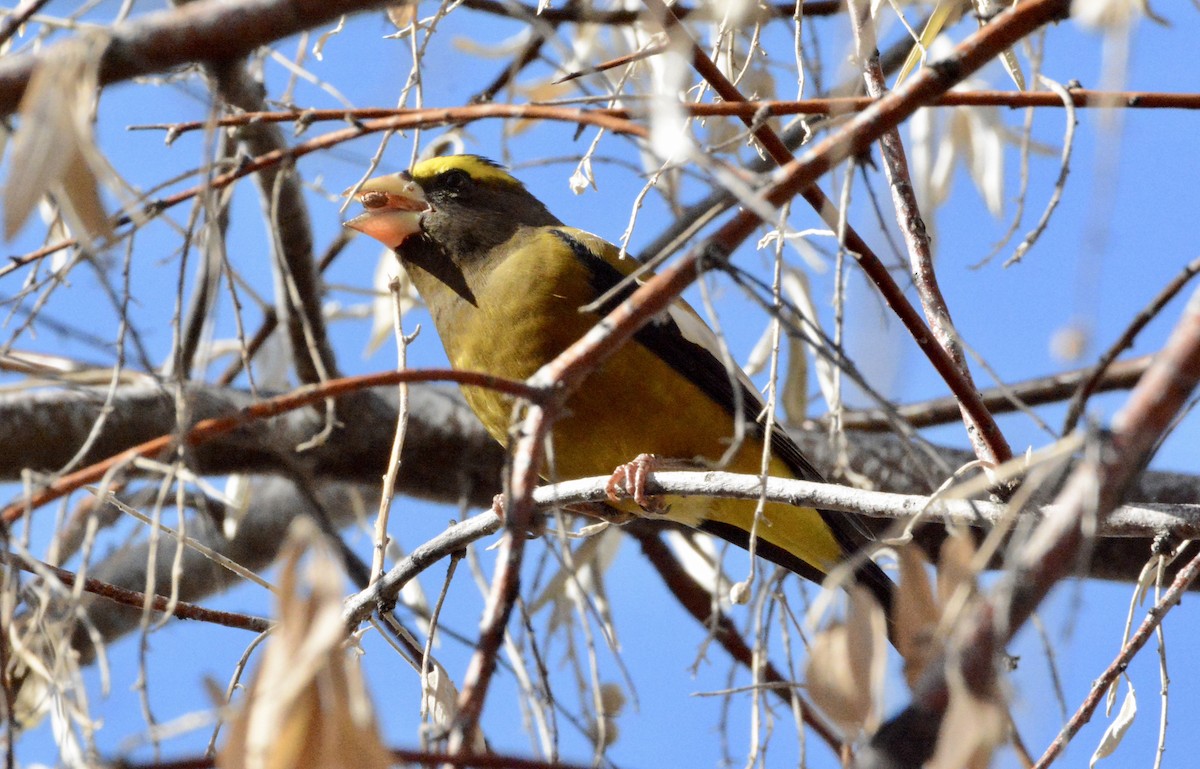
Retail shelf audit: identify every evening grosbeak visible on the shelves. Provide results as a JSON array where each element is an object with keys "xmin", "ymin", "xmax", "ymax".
[{"xmin": 346, "ymin": 154, "xmax": 893, "ymax": 614}]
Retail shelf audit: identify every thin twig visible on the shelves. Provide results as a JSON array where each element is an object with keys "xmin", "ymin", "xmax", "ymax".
[
  {"xmin": 0, "ymin": 549, "xmax": 270, "ymax": 632},
  {"xmin": 1063, "ymin": 257, "xmax": 1200, "ymax": 434},
  {"xmin": 848, "ymin": 0, "xmax": 1006, "ymax": 468},
  {"xmin": 1033, "ymin": 546, "xmax": 1200, "ymax": 768},
  {"xmin": 831, "ymin": 354, "xmax": 1152, "ymax": 431},
  {"xmin": 1005, "ymin": 74, "xmax": 1078, "ymax": 267},
  {"xmin": 125, "ymin": 90, "xmax": 1200, "ymax": 138}
]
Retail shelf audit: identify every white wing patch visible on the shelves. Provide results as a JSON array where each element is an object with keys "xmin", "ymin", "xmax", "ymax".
[{"xmin": 665, "ymin": 301, "xmax": 765, "ymax": 415}]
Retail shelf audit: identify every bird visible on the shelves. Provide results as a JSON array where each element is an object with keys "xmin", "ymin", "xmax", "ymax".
[{"xmin": 346, "ymin": 154, "xmax": 893, "ymax": 615}]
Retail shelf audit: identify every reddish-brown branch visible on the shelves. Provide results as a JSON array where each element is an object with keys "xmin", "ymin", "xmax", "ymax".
[
  {"xmin": 863, "ymin": 285, "xmax": 1200, "ymax": 766},
  {"xmin": 450, "ymin": 409, "xmax": 548, "ymax": 749},
  {"xmin": 0, "ymin": 369, "xmax": 539, "ymax": 526},
  {"xmin": 1, "ymin": 550, "xmax": 271, "ymax": 632},
  {"xmin": 127, "ymin": 89, "xmax": 1200, "ymax": 138},
  {"xmin": 828, "ymin": 354, "xmax": 1152, "ymax": 431},
  {"xmin": 0, "ymin": 104, "xmax": 645, "ymax": 280},
  {"xmin": 848, "ymin": 0, "xmax": 1007, "ymax": 467},
  {"xmin": 1034, "ymin": 547, "xmax": 1200, "ymax": 768}
]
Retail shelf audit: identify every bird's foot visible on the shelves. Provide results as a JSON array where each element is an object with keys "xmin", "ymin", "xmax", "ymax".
[
  {"xmin": 491, "ymin": 492, "xmax": 546, "ymax": 537},
  {"xmin": 606, "ymin": 453, "xmax": 669, "ymax": 513}
]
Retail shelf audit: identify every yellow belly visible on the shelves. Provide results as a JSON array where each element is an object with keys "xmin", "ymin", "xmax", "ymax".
[{"xmin": 422, "ymin": 231, "xmax": 845, "ymax": 573}]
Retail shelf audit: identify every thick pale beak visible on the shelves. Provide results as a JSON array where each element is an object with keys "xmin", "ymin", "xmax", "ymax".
[{"xmin": 344, "ymin": 172, "xmax": 430, "ymax": 249}]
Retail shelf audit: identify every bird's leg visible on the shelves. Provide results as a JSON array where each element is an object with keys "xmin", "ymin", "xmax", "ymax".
[{"xmin": 606, "ymin": 454, "xmax": 698, "ymax": 513}]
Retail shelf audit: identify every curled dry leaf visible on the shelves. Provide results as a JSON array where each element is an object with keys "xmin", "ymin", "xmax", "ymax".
[
  {"xmin": 599, "ymin": 681, "xmax": 627, "ymax": 718},
  {"xmin": 935, "ymin": 529, "xmax": 978, "ymax": 613},
  {"xmin": 663, "ymin": 529, "xmax": 734, "ymax": 606},
  {"xmin": 974, "ymin": 0, "xmax": 1026, "ymax": 91},
  {"xmin": 1090, "ymin": 677, "xmax": 1137, "ymax": 767},
  {"xmin": 4, "ymin": 33, "xmax": 113, "ymax": 244},
  {"xmin": 218, "ymin": 519, "xmax": 390, "ymax": 769},
  {"xmin": 587, "ymin": 684, "xmax": 627, "ymax": 750},
  {"xmin": 386, "ymin": 1, "xmax": 418, "ymax": 31},
  {"xmin": 908, "ymin": 37, "xmax": 1007, "ymax": 236},
  {"xmin": 804, "ymin": 586, "xmax": 886, "ymax": 736},
  {"xmin": 421, "ymin": 661, "xmax": 485, "ymax": 752},
  {"xmin": 927, "ymin": 663, "xmax": 1007, "ymax": 769},
  {"xmin": 894, "ymin": 544, "xmax": 941, "ymax": 688},
  {"xmin": 780, "ymin": 266, "xmax": 841, "ymax": 423}
]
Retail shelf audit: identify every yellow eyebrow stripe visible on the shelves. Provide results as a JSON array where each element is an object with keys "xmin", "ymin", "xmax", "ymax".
[{"xmin": 410, "ymin": 155, "xmax": 522, "ymax": 187}]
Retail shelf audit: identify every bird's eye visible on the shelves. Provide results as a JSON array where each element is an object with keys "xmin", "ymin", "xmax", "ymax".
[{"xmin": 442, "ymin": 169, "xmax": 471, "ymax": 192}]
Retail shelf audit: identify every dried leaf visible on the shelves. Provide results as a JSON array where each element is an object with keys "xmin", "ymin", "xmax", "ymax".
[
  {"xmin": 894, "ymin": 1, "xmax": 958, "ymax": 87},
  {"xmin": 781, "ymin": 267, "xmax": 838, "ymax": 419},
  {"xmin": 5, "ymin": 34, "xmax": 112, "ymax": 243},
  {"xmin": 781, "ymin": 334, "xmax": 810, "ymax": 425},
  {"xmin": 218, "ymin": 520, "xmax": 390, "ymax": 769},
  {"xmin": 1050, "ymin": 323, "xmax": 1090, "ymax": 363},
  {"xmin": 1090, "ymin": 679, "xmax": 1137, "ymax": 767},
  {"xmin": 927, "ymin": 669, "xmax": 1007, "ymax": 769},
  {"xmin": 598, "ymin": 682, "xmax": 626, "ymax": 718},
  {"xmin": 936, "ymin": 530, "xmax": 977, "ymax": 610},
  {"xmin": 386, "ymin": 1, "xmax": 418, "ymax": 30},
  {"xmin": 221, "ymin": 474, "xmax": 253, "ymax": 540},
  {"xmin": 663, "ymin": 529, "xmax": 732, "ymax": 602},
  {"xmin": 907, "ymin": 39, "xmax": 1007, "ymax": 225},
  {"xmin": 1072, "ymin": 0, "xmax": 1143, "ymax": 30},
  {"xmin": 806, "ymin": 623, "xmax": 866, "ymax": 735},
  {"xmin": 528, "ymin": 527, "xmax": 621, "ymax": 617},
  {"xmin": 805, "ymin": 587, "xmax": 886, "ymax": 735},
  {"xmin": 997, "ymin": 47, "xmax": 1025, "ymax": 90},
  {"xmin": 422, "ymin": 661, "xmax": 485, "ymax": 752},
  {"xmin": 569, "ymin": 156, "xmax": 594, "ymax": 195},
  {"xmin": 312, "ymin": 16, "xmax": 345, "ymax": 60},
  {"xmin": 648, "ymin": 39, "xmax": 694, "ymax": 163},
  {"xmin": 895, "ymin": 545, "xmax": 941, "ymax": 688}
]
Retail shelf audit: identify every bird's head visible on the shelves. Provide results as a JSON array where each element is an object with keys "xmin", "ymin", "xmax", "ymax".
[{"xmin": 345, "ymin": 155, "xmax": 559, "ymax": 255}]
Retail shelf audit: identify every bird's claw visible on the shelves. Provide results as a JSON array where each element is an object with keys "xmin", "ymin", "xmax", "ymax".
[{"xmin": 605, "ymin": 453, "xmax": 666, "ymax": 514}]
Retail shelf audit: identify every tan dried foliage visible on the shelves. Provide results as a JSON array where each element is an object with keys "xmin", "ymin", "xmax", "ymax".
[
  {"xmin": 218, "ymin": 520, "xmax": 391, "ymax": 769},
  {"xmin": 5, "ymin": 33, "xmax": 113, "ymax": 244},
  {"xmin": 894, "ymin": 531, "xmax": 981, "ymax": 689},
  {"xmin": 895, "ymin": 532, "xmax": 1006, "ymax": 768},
  {"xmin": 936, "ymin": 530, "xmax": 978, "ymax": 610},
  {"xmin": 804, "ymin": 586, "xmax": 887, "ymax": 736},
  {"xmin": 894, "ymin": 544, "xmax": 941, "ymax": 688},
  {"xmin": 927, "ymin": 667, "xmax": 1008, "ymax": 769}
]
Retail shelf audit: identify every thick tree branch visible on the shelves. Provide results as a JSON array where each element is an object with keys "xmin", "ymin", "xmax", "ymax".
[
  {"xmin": 0, "ymin": 383, "xmax": 505, "ymax": 506},
  {"xmin": 0, "ymin": 0, "xmax": 398, "ymax": 118}
]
